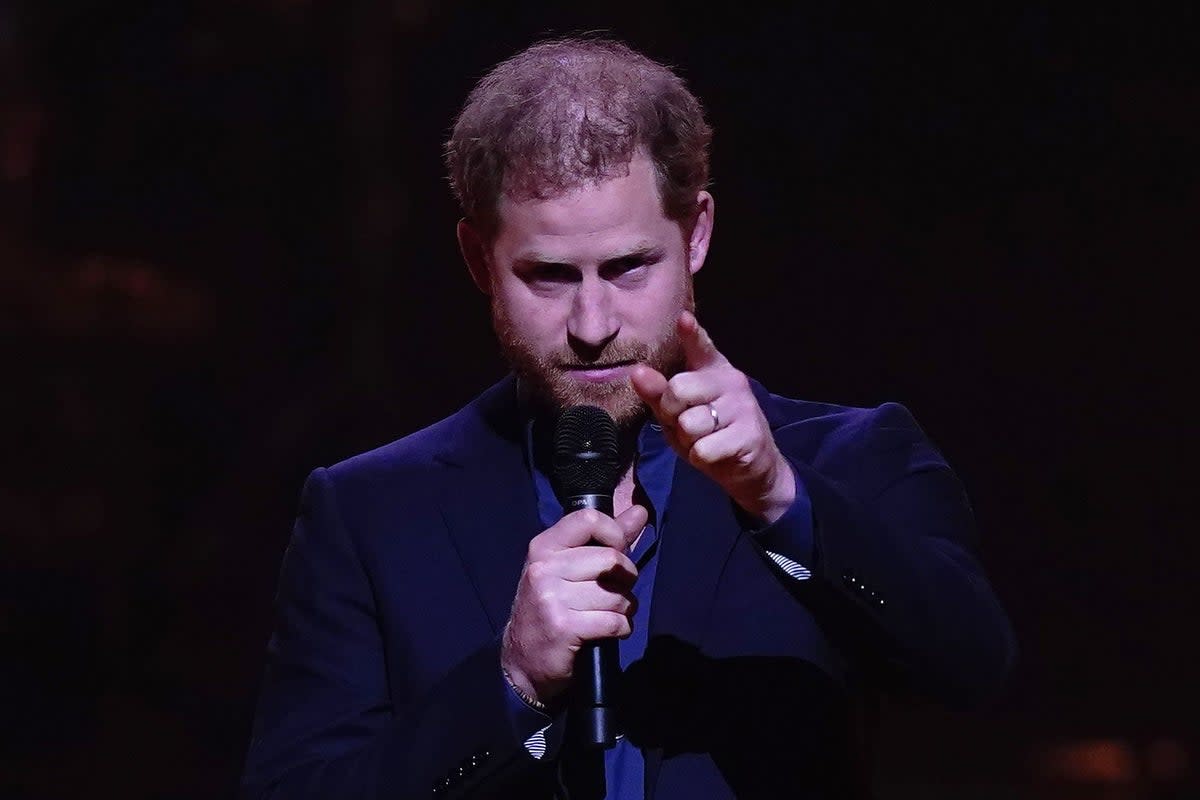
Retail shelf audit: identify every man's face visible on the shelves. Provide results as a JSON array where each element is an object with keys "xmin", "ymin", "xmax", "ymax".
[{"xmin": 469, "ymin": 155, "xmax": 713, "ymax": 428}]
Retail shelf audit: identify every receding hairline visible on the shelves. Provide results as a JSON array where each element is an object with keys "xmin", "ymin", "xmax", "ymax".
[{"xmin": 445, "ymin": 34, "xmax": 712, "ymax": 240}]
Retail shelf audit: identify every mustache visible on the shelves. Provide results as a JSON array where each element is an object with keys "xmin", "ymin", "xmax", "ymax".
[{"xmin": 553, "ymin": 342, "xmax": 651, "ymax": 369}]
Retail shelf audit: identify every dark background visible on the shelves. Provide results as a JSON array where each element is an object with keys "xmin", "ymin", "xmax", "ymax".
[{"xmin": 2, "ymin": 2, "xmax": 1194, "ymax": 798}]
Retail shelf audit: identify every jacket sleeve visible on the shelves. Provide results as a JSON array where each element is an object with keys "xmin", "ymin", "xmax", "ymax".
[
  {"xmin": 753, "ymin": 401, "xmax": 1017, "ymax": 709},
  {"xmin": 240, "ymin": 468, "xmax": 552, "ymax": 800}
]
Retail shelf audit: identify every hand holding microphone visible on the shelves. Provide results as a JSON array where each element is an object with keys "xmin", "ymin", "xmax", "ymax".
[{"xmin": 499, "ymin": 405, "xmax": 644, "ymax": 747}]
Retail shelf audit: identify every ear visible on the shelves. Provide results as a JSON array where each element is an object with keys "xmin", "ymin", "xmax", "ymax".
[
  {"xmin": 686, "ymin": 191, "xmax": 714, "ymax": 275},
  {"xmin": 457, "ymin": 218, "xmax": 491, "ymax": 295}
]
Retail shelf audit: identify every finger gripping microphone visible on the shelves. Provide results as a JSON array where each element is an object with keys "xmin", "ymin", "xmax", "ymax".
[{"xmin": 553, "ymin": 405, "xmax": 622, "ymax": 749}]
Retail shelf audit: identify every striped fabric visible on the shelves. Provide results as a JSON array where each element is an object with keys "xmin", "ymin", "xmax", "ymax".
[
  {"xmin": 524, "ymin": 725, "xmax": 550, "ymax": 760},
  {"xmin": 764, "ymin": 549, "xmax": 812, "ymax": 580}
]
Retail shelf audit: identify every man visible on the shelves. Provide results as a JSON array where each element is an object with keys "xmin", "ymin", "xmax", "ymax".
[{"xmin": 241, "ymin": 35, "xmax": 1016, "ymax": 799}]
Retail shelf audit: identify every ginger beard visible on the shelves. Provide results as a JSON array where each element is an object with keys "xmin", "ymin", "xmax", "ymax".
[{"xmin": 492, "ymin": 280, "xmax": 694, "ymax": 431}]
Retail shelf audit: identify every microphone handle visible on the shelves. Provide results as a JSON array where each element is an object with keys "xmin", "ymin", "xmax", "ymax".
[{"xmin": 563, "ymin": 493, "xmax": 620, "ymax": 749}]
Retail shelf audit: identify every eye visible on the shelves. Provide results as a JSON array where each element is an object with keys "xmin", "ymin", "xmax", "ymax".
[
  {"xmin": 524, "ymin": 263, "xmax": 577, "ymax": 285},
  {"xmin": 600, "ymin": 255, "xmax": 652, "ymax": 281}
]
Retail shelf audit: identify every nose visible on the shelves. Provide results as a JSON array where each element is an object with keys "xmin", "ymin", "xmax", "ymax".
[{"xmin": 566, "ymin": 275, "xmax": 619, "ymax": 355}]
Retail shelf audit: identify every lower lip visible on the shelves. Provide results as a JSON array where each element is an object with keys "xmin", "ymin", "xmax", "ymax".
[{"xmin": 567, "ymin": 364, "xmax": 633, "ymax": 383}]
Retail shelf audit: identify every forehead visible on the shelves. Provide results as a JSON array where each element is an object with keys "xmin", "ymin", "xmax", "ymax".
[{"xmin": 492, "ymin": 156, "xmax": 680, "ymax": 261}]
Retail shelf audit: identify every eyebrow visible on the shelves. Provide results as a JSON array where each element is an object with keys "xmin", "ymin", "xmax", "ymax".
[{"xmin": 513, "ymin": 244, "xmax": 665, "ymax": 269}]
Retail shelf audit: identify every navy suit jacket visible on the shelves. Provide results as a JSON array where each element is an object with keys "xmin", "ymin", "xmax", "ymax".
[{"xmin": 242, "ymin": 374, "xmax": 1016, "ymax": 799}]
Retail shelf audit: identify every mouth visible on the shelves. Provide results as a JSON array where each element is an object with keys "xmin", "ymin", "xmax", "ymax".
[{"xmin": 562, "ymin": 360, "xmax": 637, "ymax": 382}]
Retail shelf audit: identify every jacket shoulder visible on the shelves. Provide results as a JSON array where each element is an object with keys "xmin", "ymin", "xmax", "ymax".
[
  {"xmin": 758, "ymin": 382, "xmax": 920, "ymax": 434},
  {"xmin": 331, "ymin": 374, "xmax": 508, "ymax": 469},
  {"xmin": 754, "ymin": 382, "xmax": 936, "ymax": 466},
  {"xmin": 326, "ymin": 411, "xmax": 461, "ymax": 482}
]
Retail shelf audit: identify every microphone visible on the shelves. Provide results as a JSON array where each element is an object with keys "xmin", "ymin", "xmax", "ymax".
[{"xmin": 553, "ymin": 405, "xmax": 622, "ymax": 749}]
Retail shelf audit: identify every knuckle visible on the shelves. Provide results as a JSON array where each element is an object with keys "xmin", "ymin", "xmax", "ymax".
[
  {"xmin": 602, "ymin": 523, "xmax": 625, "ymax": 548},
  {"xmin": 527, "ymin": 538, "xmax": 545, "ymax": 561},
  {"xmin": 535, "ymin": 584, "xmax": 557, "ymax": 607},
  {"xmin": 664, "ymin": 380, "xmax": 686, "ymax": 407},
  {"xmin": 525, "ymin": 559, "xmax": 548, "ymax": 583},
  {"xmin": 545, "ymin": 607, "xmax": 568, "ymax": 638},
  {"xmin": 605, "ymin": 549, "xmax": 622, "ymax": 571}
]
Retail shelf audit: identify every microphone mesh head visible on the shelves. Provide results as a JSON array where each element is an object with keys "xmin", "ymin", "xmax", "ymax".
[{"xmin": 553, "ymin": 405, "xmax": 620, "ymax": 495}]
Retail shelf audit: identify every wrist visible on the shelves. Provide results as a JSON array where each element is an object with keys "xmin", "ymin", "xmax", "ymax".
[
  {"xmin": 500, "ymin": 623, "xmax": 558, "ymax": 712},
  {"xmin": 502, "ymin": 665, "xmax": 549, "ymax": 713},
  {"xmin": 748, "ymin": 453, "xmax": 797, "ymax": 525}
]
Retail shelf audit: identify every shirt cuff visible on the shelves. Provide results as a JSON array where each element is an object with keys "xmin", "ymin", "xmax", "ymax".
[
  {"xmin": 746, "ymin": 457, "xmax": 815, "ymax": 570},
  {"xmin": 501, "ymin": 670, "xmax": 560, "ymax": 760}
]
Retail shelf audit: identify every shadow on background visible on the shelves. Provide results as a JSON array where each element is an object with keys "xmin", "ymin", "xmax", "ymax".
[{"xmin": 1, "ymin": 2, "xmax": 1194, "ymax": 798}]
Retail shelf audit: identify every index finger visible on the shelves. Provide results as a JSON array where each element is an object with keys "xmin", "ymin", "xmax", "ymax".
[
  {"xmin": 678, "ymin": 310, "xmax": 727, "ymax": 370},
  {"xmin": 630, "ymin": 363, "xmax": 669, "ymax": 423},
  {"xmin": 535, "ymin": 507, "xmax": 633, "ymax": 554}
]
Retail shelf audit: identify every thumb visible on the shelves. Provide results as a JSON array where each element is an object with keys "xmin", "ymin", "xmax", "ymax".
[{"xmin": 615, "ymin": 504, "xmax": 649, "ymax": 550}]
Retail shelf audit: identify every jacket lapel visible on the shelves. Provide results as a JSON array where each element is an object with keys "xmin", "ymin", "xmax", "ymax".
[
  {"xmin": 642, "ymin": 459, "xmax": 744, "ymax": 799},
  {"xmin": 433, "ymin": 375, "xmax": 543, "ymax": 634},
  {"xmin": 647, "ymin": 460, "xmax": 743, "ymax": 644}
]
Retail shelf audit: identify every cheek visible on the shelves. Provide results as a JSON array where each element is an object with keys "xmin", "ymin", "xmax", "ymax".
[
  {"xmin": 495, "ymin": 288, "xmax": 565, "ymax": 343},
  {"xmin": 629, "ymin": 275, "xmax": 690, "ymax": 330}
]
